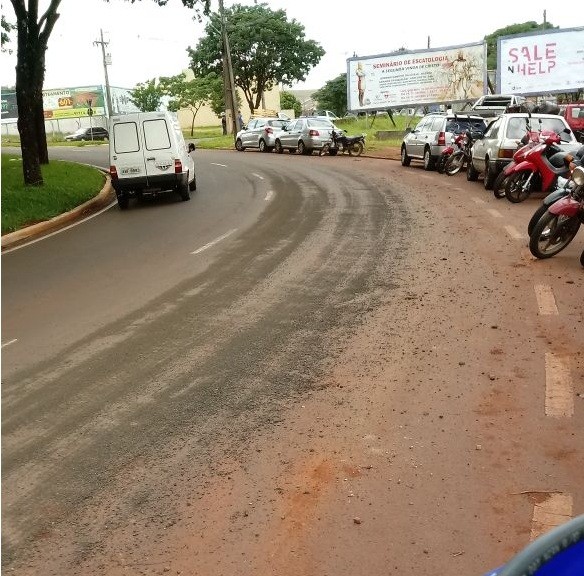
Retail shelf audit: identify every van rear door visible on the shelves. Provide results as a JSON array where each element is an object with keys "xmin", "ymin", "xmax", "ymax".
[
  {"xmin": 111, "ymin": 117, "xmax": 147, "ymax": 180},
  {"xmin": 142, "ymin": 115, "xmax": 175, "ymax": 183}
]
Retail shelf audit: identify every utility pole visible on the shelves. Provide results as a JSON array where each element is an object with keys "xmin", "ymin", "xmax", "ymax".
[
  {"xmin": 219, "ymin": 0, "xmax": 239, "ymax": 142},
  {"xmin": 543, "ymin": 9, "xmax": 547, "ymax": 28},
  {"xmin": 94, "ymin": 29, "xmax": 114, "ymax": 117}
]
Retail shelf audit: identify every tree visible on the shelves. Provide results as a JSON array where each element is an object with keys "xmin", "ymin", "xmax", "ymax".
[
  {"xmin": 1, "ymin": 14, "xmax": 16, "ymax": 53},
  {"xmin": 484, "ymin": 21, "xmax": 557, "ymax": 71},
  {"xmin": 129, "ymin": 79, "xmax": 164, "ymax": 112},
  {"xmin": 187, "ymin": 3, "xmax": 324, "ymax": 115},
  {"xmin": 280, "ymin": 91, "xmax": 301, "ymax": 118},
  {"xmin": 159, "ymin": 72, "xmax": 217, "ymax": 135},
  {"xmin": 312, "ymin": 74, "xmax": 347, "ymax": 118}
]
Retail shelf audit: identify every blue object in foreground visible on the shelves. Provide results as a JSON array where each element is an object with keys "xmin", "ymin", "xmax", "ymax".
[{"xmin": 483, "ymin": 514, "xmax": 584, "ymax": 576}]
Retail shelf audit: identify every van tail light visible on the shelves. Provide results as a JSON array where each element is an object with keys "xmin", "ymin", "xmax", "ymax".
[
  {"xmin": 438, "ymin": 131, "xmax": 446, "ymax": 146},
  {"xmin": 309, "ymin": 129, "xmax": 319, "ymax": 136},
  {"xmin": 264, "ymin": 127, "xmax": 273, "ymax": 134},
  {"xmin": 174, "ymin": 159, "xmax": 183, "ymax": 173},
  {"xmin": 109, "ymin": 166, "xmax": 118, "ymax": 181}
]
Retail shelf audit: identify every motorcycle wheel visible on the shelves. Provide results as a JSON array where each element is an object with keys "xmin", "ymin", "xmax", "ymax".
[
  {"xmin": 529, "ymin": 210, "xmax": 581, "ymax": 259},
  {"xmin": 580, "ymin": 249, "xmax": 584, "ymax": 267},
  {"xmin": 348, "ymin": 141, "xmax": 364, "ymax": 156},
  {"xmin": 444, "ymin": 151, "xmax": 464, "ymax": 176},
  {"xmin": 527, "ymin": 203, "xmax": 549, "ymax": 237},
  {"xmin": 436, "ymin": 155, "xmax": 448, "ymax": 174},
  {"xmin": 492, "ymin": 171, "xmax": 508, "ymax": 198},
  {"xmin": 505, "ymin": 171, "xmax": 533, "ymax": 203}
]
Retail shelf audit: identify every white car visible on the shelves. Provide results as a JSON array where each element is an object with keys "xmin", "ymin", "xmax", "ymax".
[
  {"xmin": 235, "ymin": 117, "xmax": 289, "ymax": 152},
  {"xmin": 468, "ymin": 113, "xmax": 579, "ymax": 189}
]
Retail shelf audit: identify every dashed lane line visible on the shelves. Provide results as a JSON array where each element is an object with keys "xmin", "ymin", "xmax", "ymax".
[
  {"xmin": 530, "ymin": 493, "xmax": 573, "ymax": 541},
  {"xmin": 534, "ymin": 284, "xmax": 559, "ymax": 315},
  {"xmin": 191, "ymin": 229, "xmax": 238, "ymax": 255},
  {"xmin": 1, "ymin": 339, "xmax": 18, "ymax": 349},
  {"xmin": 544, "ymin": 353, "xmax": 574, "ymax": 418},
  {"xmin": 252, "ymin": 173, "xmax": 265, "ymax": 180}
]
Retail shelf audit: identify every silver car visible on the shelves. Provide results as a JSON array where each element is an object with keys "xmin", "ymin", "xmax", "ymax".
[
  {"xmin": 274, "ymin": 117, "xmax": 336, "ymax": 155},
  {"xmin": 235, "ymin": 117, "xmax": 289, "ymax": 152}
]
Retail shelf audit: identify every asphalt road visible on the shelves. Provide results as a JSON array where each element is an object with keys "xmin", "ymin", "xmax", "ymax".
[{"xmin": 1, "ymin": 147, "xmax": 582, "ymax": 575}]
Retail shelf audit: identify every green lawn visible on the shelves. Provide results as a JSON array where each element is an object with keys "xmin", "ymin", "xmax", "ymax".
[{"xmin": 1, "ymin": 155, "xmax": 106, "ymax": 234}]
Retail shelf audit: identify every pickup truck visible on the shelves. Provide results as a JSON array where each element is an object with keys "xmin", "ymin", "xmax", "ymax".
[{"xmin": 471, "ymin": 94, "xmax": 527, "ymax": 119}]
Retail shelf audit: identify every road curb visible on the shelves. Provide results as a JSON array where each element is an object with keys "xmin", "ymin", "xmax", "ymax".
[{"xmin": 1, "ymin": 174, "xmax": 115, "ymax": 252}]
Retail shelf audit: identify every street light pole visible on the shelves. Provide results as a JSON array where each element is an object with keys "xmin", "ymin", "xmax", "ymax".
[
  {"xmin": 94, "ymin": 29, "xmax": 114, "ymax": 118},
  {"xmin": 218, "ymin": 0, "xmax": 239, "ymax": 143}
]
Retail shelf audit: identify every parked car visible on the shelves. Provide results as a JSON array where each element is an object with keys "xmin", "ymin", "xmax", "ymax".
[
  {"xmin": 560, "ymin": 102, "xmax": 584, "ymax": 142},
  {"xmin": 400, "ymin": 113, "xmax": 487, "ymax": 170},
  {"xmin": 235, "ymin": 117, "xmax": 289, "ymax": 152},
  {"xmin": 468, "ymin": 112, "xmax": 579, "ymax": 189},
  {"xmin": 274, "ymin": 117, "xmax": 337, "ymax": 155},
  {"xmin": 65, "ymin": 126, "xmax": 109, "ymax": 141},
  {"xmin": 314, "ymin": 110, "xmax": 340, "ymax": 122}
]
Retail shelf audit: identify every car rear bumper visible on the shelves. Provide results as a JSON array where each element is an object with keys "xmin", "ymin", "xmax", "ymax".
[{"xmin": 112, "ymin": 172, "xmax": 188, "ymax": 195}]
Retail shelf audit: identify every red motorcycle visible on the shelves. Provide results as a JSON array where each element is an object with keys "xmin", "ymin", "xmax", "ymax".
[
  {"xmin": 504, "ymin": 131, "xmax": 575, "ymax": 203},
  {"xmin": 436, "ymin": 131, "xmax": 466, "ymax": 174},
  {"xmin": 492, "ymin": 130, "xmax": 551, "ymax": 198},
  {"xmin": 529, "ymin": 164, "xmax": 584, "ymax": 259}
]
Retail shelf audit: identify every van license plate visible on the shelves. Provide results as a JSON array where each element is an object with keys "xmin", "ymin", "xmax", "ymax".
[{"xmin": 121, "ymin": 167, "xmax": 140, "ymax": 175}]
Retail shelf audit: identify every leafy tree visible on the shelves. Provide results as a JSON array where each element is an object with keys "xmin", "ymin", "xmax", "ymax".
[
  {"xmin": 187, "ymin": 3, "xmax": 324, "ymax": 115},
  {"xmin": 159, "ymin": 72, "xmax": 217, "ymax": 135},
  {"xmin": 1, "ymin": 14, "xmax": 15, "ymax": 53},
  {"xmin": 312, "ymin": 74, "xmax": 347, "ymax": 117},
  {"xmin": 129, "ymin": 79, "xmax": 164, "ymax": 112},
  {"xmin": 485, "ymin": 21, "xmax": 557, "ymax": 71},
  {"xmin": 280, "ymin": 91, "xmax": 301, "ymax": 118}
]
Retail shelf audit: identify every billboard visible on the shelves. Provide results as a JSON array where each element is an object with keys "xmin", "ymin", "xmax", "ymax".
[
  {"xmin": 346, "ymin": 42, "xmax": 486, "ymax": 112},
  {"xmin": 42, "ymin": 86, "xmax": 105, "ymax": 119},
  {"xmin": 497, "ymin": 27, "xmax": 584, "ymax": 95}
]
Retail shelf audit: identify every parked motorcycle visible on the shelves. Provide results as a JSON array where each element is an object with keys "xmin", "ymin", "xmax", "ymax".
[
  {"xmin": 527, "ymin": 145, "xmax": 584, "ymax": 235},
  {"xmin": 504, "ymin": 130, "xmax": 576, "ymax": 203},
  {"xmin": 444, "ymin": 129, "xmax": 483, "ymax": 176},
  {"xmin": 492, "ymin": 130, "xmax": 551, "ymax": 198},
  {"xmin": 319, "ymin": 129, "xmax": 366, "ymax": 157},
  {"xmin": 437, "ymin": 131, "xmax": 466, "ymax": 174},
  {"xmin": 529, "ymin": 165, "xmax": 584, "ymax": 259}
]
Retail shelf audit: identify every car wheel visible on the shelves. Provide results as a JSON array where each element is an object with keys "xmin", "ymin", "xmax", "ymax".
[
  {"xmin": 178, "ymin": 180, "xmax": 190, "ymax": 201},
  {"xmin": 423, "ymin": 147, "xmax": 435, "ymax": 170},
  {"xmin": 117, "ymin": 193, "xmax": 129, "ymax": 210},
  {"xmin": 274, "ymin": 140, "xmax": 284, "ymax": 154},
  {"xmin": 298, "ymin": 141, "xmax": 310, "ymax": 155},
  {"xmin": 235, "ymin": 138, "xmax": 245, "ymax": 151},
  {"xmin": 259, "ymin": 139, "xmax": 267, "ymax": 152},
  {"xmin": 467, "ymin": 161, "xmax": 479, "ymax": 181},
  {"xmin": 400, "ymin": 145, "xmax": 411, "ymax": 166},
  {"xmin": 189, "ymin": 173, "xmax": 197, "ymax": 192},
  {"xmin": 483, "ymin": 158, "xmax": 496, "ymax": 189}
]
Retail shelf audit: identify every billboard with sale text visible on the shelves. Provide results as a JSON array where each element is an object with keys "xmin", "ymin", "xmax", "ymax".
[
  {"xmin": 497, "ymin": 27, "xmax": 584, "ymax": 95},
  {"xmin": 346, "ymin": 42, "xmax": 486, "ymax": 112}
]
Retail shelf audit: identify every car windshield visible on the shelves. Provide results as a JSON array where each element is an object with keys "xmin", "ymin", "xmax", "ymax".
[
  {"xmin": 507, "ymin": 117, "xmax": 572, "ymax": 141},
  {"xmin": 445, "ymin": 118, "xmax": 485, "ymax": 133},
  {"xmin": 307, "ymin": 119, "xmax": 333, "ymax": 128},
  {"xmin": 268, "ymin": 119, "xmax": 288, "ymax": 128}
]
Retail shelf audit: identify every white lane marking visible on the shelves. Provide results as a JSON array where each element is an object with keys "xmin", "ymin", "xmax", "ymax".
[
  {"xmin": 264, "ymin": 190, "xmax": 274, "ymax": 202},
  {"xmin": 505, "ymin": 225, "xmax": 526, "ymax": 240},
  {"xmin": 487, "ymin": 208, "xmax": 503, "ymax": 218},
  {"xmin": 252, "ymin": 173, "xmax": 264, "ymax": 180},
  {"xmin": 534, "ymin": 284, "xmax": 559, "ymax": 315},
  {"xmin": 211, "ymin": 162, "xmax": 227, "ymax": 167},
  {"xmin": 1, "ymin": 339, "xmax": 18, "ymax": 349},
  {"xmin": 545, "ymin": 353, "xmax": 574, "ymax": 417},
  {"xmin": 472, "ymin": 197, "xmax": 486, "ymax": 205},
  {"xmin": 191, "ymin": 228, "xmax": 237, "ymax": 255},
  {"xmin": 2, "ymin": 201, "xmax": 117, "ymax": 254},
  {"xmin": 530, "ymin": 493, "xmax": 573, "ymax": 541}
]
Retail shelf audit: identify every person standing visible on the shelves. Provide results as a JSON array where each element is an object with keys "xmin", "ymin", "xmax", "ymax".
[
  {"xmin": 221, "ymin": 113, "xmax": 227, "ymax": 135},
  {"xmin": 237, "ymin": 110, "xmax": 244, "ymax": 131}
]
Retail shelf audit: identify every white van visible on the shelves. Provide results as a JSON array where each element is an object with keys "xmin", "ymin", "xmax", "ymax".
[{"xmin": 109, "ymin": 111, "xmax": 196, "ymax": 209}]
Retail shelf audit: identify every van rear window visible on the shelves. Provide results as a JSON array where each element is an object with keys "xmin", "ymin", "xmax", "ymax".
[
  {"xmin": 113, "ymin": 122, "xmax": 140, "ymax": 154},
  {"xmin": 144, "ymin": 119, "xmax": 171, "ymax": 150}
]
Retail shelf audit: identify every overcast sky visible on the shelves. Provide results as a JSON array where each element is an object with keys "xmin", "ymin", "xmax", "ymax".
[{"xmin": 0, "ymin": 0, "xmax": 579, "ymax": 92}]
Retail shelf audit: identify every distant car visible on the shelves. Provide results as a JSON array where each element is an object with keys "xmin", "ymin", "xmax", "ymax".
[
  {"xmin": 64, "ymin": 127, "xmax": 109, "ymax": 141},
  {"xmin": 274, "ymin": 117, "xmax": 337, "ymax": 155},
  {"xmin": 400, "ymin": 112, "xmax": 487, "ymax": 170},
  {"xmin": 314, "ymin": 110, "xmax": 340, "ymax": 122},
  {"xmin": 235, "ymin": 117, "xmax": 289, "ymax": 152},
  {"xmin": 468, "ymin": 112, "xmax": 579, "ymax": 188},
  {"xmin": 560, "ymin": 102, "xmax": 584, "ymax": 142}
]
